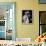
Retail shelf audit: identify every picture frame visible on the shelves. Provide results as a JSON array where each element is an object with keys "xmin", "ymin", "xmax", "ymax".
[
  {"xmin": 39, "ymin": 0, "xmax": 46, "ymax": 4},
  {"xmin": 22, "ymin": 10, "xmax": 32, "ymax": 24}
]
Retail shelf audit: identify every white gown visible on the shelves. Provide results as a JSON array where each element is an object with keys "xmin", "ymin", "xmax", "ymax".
[{"xmin": 23, "ymin": 15, "xmax": 29, "ymax": 24}]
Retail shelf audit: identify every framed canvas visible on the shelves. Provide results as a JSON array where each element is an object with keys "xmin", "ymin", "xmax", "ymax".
[
  {"xmin": 39, "ymin": 0, "xmax": 46, "ymax": 4},
  {"xmin": 0, "ymin": 2, "xmax": 16, "ymax": 40},
  {"xmin": 39, "ymin": 11, "xmax": 46, "ymax": 35},
  {"xmin": 22, "ymin": 10, "xmax": 32, "ymax": 24}
]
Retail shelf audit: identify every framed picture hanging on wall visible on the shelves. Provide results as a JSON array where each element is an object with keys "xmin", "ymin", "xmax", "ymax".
[{"xmin": 22, "ymin": 10, "xmax": 32, "ymax": 24}]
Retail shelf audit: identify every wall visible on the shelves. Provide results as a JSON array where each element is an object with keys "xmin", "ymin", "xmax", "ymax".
[
  {"xmin": 0, "ymin": 0, "xmax": 46, "ymax": 41},
  {"xmin": 16, "ymin": 0, "xmax": 39, "ymax": 40}
]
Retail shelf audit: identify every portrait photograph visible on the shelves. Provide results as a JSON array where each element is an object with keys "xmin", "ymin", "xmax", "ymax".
[{"xmin": 22, "ymin": 10, "xmax": 32, "ymax": 24}]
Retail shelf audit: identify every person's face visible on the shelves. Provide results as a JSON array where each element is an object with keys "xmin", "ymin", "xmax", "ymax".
[
  {"xmin": 27, "ymin": 13, "xmax": 30, "ymax": 17},
  {"xmin": 25, "ymin": 11, "xmax": 30, "ymax": 17}
]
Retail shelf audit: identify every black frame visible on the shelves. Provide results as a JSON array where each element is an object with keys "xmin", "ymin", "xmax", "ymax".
[{"xmin": 22, "ymin": 10, "xmax": 32, "ymax": 24}]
